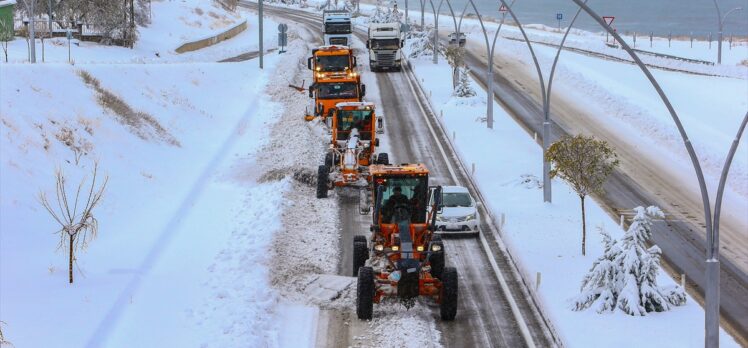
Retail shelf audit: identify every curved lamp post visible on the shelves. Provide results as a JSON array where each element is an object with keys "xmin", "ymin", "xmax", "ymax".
[
  {"xmin": 712, "ymin": 0, "xmax": 743, "ymax": 64},
  {"xmin": 427, "ymin": 0, "xmax": 458, "ymax": 64},
  {"xmin": 569, "ymin": 1, "xmax": 748, "ymax": 347}
]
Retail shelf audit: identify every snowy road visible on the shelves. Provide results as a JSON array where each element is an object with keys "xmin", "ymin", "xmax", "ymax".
[
  {"xmin": 239, "ymin": 2, "xmax": 559, "ymax": 347},
  {"xmin": 461, "ymin": 41, "xmax": 748, "ymax": 341}
]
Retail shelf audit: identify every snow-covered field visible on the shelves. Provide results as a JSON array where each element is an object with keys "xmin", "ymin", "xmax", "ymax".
[{"xmin": 0, "ymin": 1, "xmax": 297, "ymax": 346}]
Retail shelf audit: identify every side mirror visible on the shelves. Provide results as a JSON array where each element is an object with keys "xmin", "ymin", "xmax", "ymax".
[
  {"xmin": 400, "ymin": 40, "xmax": 404, "ymax": 48},
  {"xmin": 375, "ymin": 138, "xmax": 379, "ymax": 147},
  {"xmin": 366, "ymin": 40, "xmax": 370, "ymax": 49},
  {"xmin": 327, "ymin": 108, "xmax": 335, "ymax": 118},
  {"xmin": 359, "ymin": 189, "xmax": 371, "ymax": 215},
  {"xmin": 434, "ymin": 186, "xmax": 443, "ymax": 212},
  {"xmin": 307, "ymin": 57, "xmax": 312, "ymax": 70},
  {"xmin": 308, "ymin": 86, "xmax": 314, "ymax": 98},
  {"xmin": 352, "ymin": 56, "xmax": 357, "ymax": 67},
  {"xmin": 360, "ymin": 84, "xmax": 366, "ymax": 97}
]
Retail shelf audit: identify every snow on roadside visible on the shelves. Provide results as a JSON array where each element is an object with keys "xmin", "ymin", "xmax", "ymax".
[
  {"xmin": 1, "ymin": 0, "xmax": 278, "ymax": 64},
  {"xmin": 247, "ymin": 14, "xmax": 443, "ymax": 347},
  {"xmin": 403, "ymin": 50, "xmax": 740, "ymax": 347}
]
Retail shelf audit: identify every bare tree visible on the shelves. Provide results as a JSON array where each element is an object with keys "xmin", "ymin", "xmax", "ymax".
[
  {"xmin": 39, "ymin": 163, "xmax": 108, "ymax": 284},
  {"xmin": 0, "ymin": 320, "xmax": 13, "ymax": 347},
  {"xmin": 0, "ymin": 18, "xmax": 11, "ymax": 62},
  {"xmin": 546, "ymin": 135, "xmax": 619, "ymax": 255}
]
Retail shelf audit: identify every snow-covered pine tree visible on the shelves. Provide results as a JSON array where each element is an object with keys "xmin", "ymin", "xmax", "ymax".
[
  {"xmin": 453, "ymin": 68, "xmax": 476, "ymax": 97},
  {"xmin": 572, "ymin": 226, "xmax": 621, "ymax": 313},
  {"xmin": 572, "ymin": 206, "xmax": 687, "ymax": 315}
]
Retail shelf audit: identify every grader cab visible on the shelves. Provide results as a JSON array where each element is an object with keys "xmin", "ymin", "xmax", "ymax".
[
  {"xmin": 316, "ymin": 102, "xmax": 388, "ymax": 198},
  {"xmin": 352, "ymin": 164, "xmax": 458, "ymax": 321}
]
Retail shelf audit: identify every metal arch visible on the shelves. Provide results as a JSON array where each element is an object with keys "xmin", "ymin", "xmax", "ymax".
[
  {"xmin": 713, "ymin": 111, "xmax": 748, "ymax": 258},
  {"xmin": 567, "ymin": 0, "xmax": 712, "ymax": 258}
]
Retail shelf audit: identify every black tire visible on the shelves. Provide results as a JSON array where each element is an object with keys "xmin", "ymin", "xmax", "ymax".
[
  {"xmin": 353, "ymin": 235, "xmax": 367, "ymax": 244},
  {"xmin": 324, "ymin": 152, "xmax": 333, "ymax": 168},
  {"xmin": 377, "ymin": 153, "xmax": 389, "ymax": 165},
  {"xmin": 353, "ymin": 240, "xmax": 368, "ymax": 276},
  {"xmin": 429, "ymin": 247, "xmax": 445, "ymax": 280},
  {"xmin": 357, "ymin": 266, "xmax": 375, "ymax": 320},
  {"xmin": 316, "ymin": 165, "xmax": 329, "ymax": 198},
  {"xmin": 440, "ymin": 267, "xmax": 458, "ymax": 321}
]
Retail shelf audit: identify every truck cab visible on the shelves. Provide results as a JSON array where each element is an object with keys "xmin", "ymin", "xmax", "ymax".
[
  {"xmin": 308, "ymin": 45, "xmax": 359, "ymax": 83},
  {"xmin": 367, "ymin": 22, "xmax": 405, "ymax": 71},
  {"xmin": 323, "ymin": 10, "xmax": 353, "ymax": 46}
]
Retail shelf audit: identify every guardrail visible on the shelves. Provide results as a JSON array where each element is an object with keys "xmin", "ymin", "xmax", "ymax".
[{"xmin": 175, "ymin": 19, "xmax": 247, "ymax": 53}]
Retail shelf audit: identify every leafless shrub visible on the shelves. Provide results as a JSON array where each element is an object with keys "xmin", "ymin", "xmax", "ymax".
[
  {"xmin": 55, "ymin": 126, "xmax": 93, "ymax": 165},
  {"xmin": 39, "ymin": 163, "xmax": 108, "ymax": 284},
  {"xmin": 0, "ymin": 320, "xmax": 14, "ymax": 347}
]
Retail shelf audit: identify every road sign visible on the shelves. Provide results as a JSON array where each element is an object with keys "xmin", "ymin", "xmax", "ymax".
[
  {"xmin": 66, "ymin": 29, "xmax": 73, "ymax": 40},
  {"xmin": 556, "ymin": 13, "xmax": 563, "ymax": 20},
  {"xmin": 602, "ymin": 16, "xmax": 615, "ymax": 26},
  {"xmin": 278, "ymin": 23, "xmax": 288, "ymax": 33},
  {"xmin": 499, "ymin": 4, "xmax": 508, "ymax": 13}
]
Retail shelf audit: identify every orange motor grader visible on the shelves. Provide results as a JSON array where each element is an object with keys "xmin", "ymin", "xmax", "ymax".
[
  {"xmin": 316, "ymin": 102, "xmax": 389, "ymax": 198},
  {"xmin": 352, "ymin": 163, "xmax": 458, "ymax": 321},
  {"xmin": 305, "ymin": 46, "xmax": 365, "ymax": 121}
]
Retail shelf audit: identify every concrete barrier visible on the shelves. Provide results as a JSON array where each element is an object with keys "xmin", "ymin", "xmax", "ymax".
[{"xmin": 175, "ymin": 19, "xmax": 247, "ymax": 54}]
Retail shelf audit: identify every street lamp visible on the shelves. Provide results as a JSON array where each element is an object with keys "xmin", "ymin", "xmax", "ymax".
[
  {"xmin": 569, "ymin": 1, "xmax": 748, "ymax": 347},
  {"xmin": 712, "ymin": 0, "xmax": 743, "ymax": 64},
  {"xmin": 427, "ymin": 0, "xmax": 457, "ymax": 64}
]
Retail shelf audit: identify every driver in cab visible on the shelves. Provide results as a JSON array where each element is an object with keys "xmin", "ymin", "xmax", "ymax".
[{"xmin": 383, "ymin": 186, "xmax": 410, "ymax": 223}]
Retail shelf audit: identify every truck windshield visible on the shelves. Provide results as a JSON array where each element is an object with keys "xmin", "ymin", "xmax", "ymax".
[
  {"xmin": 336, "ymin": 109, "xmax": 373, "ymax": 140},
  {"xmin": 325, "ymin": 22, "xmax": 352, "ymax": 34},
  {"xmin": 316, "ymin": 55, "xmax": 350, "ymax": 72},
  {"xmin": 370, "ymin": 38, "xmax": 400, "ymax": 50},
  {"xmin": 375, "ymin": 176, "xmax": 429, "ymax": 223},
  {"xmin": 317, "ymin": 82, "xmax": 358, "ymax": 99}
]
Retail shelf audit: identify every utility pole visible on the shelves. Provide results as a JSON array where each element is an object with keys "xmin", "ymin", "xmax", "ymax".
[
  {"xmin": 28, "ymin": 0, "xmax": 36, "ymax": 63},
  {"xmin": 130, "ymin": 0, "xmax": 135, "ymax": 48},
  {"xmin": 47, "ymin": 0, "xmax": 52, "ymax": 40},
  {"xmin": 259, "ymin": 0, "xmax": 264, "ymax": 69}
]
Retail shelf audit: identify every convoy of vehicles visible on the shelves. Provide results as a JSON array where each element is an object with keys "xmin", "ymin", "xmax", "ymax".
[
  {"xmin": 308, "ymin": 7, "xmax": 461, "ymax": 321},
  {"xmin": 367, "ymin": 22, "xmax": 405, "ymax": 71}
]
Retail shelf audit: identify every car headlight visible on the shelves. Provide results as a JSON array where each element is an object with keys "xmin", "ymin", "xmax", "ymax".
[
  {"xmin": 416, "ymin": 245, "xmax": 424, "ymax": 252},
  {"xmin": 464, "ymin": 213, "xmax": 476, "ymax": 221},
  {"xmin": 431, "ymin": 244, "xmax": 442, "ymax": 252},
  {"xmin": 392, "ymin": 245, "xmax": 400, "ymax": 251},
  {"xmin": 374, "ymin": 244, "xmax": 384, "ymax": 252}
]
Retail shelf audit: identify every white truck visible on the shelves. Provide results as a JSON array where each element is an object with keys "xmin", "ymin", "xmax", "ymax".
[
  {"xmin": 323, "ymin": 10, "xmax": 353, "ymax": 46},
  {"xmin": 366, "ymin": 22, "xmax": 404, "ymax": 72}
]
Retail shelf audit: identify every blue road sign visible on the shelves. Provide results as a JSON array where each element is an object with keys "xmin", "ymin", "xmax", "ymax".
[{"xmin": 556, "ymin": 13, "xmax": 563, "ymax": 20}]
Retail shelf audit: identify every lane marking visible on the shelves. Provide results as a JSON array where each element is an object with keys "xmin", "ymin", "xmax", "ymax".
[{"xmin": 402, "ymin": 61, "xmax": 538, "ymax": 348}]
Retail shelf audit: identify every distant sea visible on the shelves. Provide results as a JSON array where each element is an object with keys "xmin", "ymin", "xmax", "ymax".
[{"xmin": 395, "ymin": 0, "xmax": 748, "ymax": 37}]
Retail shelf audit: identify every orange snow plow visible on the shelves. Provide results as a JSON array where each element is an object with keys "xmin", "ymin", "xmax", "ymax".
[
  {"xmin": 305, "ymin": 46, "xmax": 365, "ymax": 121},
  {"xmin": 352, "ymin": 164, "xmax": 458, "ymax": 320},
  {"xmin": 316, "ymin": 102, "xmax": 388, "ymax": 198}
]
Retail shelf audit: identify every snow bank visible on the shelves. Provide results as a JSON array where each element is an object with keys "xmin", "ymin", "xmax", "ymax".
[{"xmin": 404, "ymin": 46, "xmax": 740, "ymax": 347}]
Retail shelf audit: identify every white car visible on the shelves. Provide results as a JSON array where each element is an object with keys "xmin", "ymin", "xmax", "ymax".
[{"xmin": 434, "ymin": 186, "xmax": 480, "ymax": 234}]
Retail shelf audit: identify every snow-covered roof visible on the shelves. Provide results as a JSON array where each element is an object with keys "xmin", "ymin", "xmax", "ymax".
[
  {"xmin": 335, "ymin": 102, "xmax": 375, "ymax": 108},
  {"xmin": 0, "ymin": 0, "xmax": 18, "ymax": 6},
  {"xmin": 441, "ymin": 185, "xmax": 469, "ymax": 194}
]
